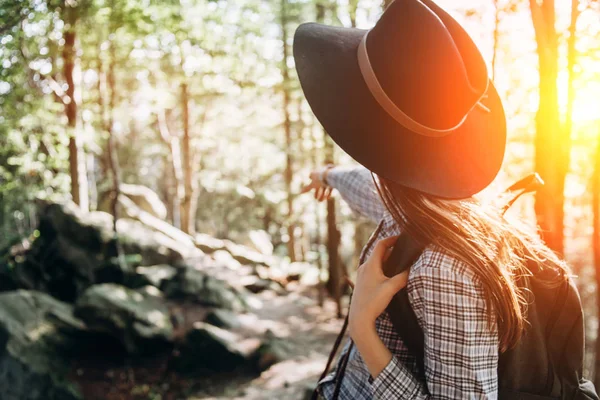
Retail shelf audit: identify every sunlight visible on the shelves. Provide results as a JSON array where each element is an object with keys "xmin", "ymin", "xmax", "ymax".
[{"xmin": 559, "ymin": 72, "xmax": 600, "ymax": 124}]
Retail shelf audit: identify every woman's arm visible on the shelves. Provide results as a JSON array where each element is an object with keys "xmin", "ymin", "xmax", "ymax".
[
  {"xmin": 349, "ymin": 242, "xmax": 499, "ymax": 399},
  {"xmin": 302, "ymin": 164, "xmax": 388, "ymax": 223}
]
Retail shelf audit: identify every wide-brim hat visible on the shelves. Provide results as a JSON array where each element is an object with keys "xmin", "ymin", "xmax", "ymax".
[{"xmin": 293, "ymin": 0, "xmax": 506, "ymax": 199}]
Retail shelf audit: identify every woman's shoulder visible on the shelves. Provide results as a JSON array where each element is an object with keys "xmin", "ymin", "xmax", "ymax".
[
  {"xmin": 409, "ymin": 244, "xmax": 481, "ymax": 287},
  {"xmin": 381, "ymin": 216, "xmax": 480, "ymax": 286}
]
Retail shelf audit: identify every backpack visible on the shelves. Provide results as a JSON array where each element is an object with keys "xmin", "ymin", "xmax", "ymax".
[
  {"xmin": 314, "ymin": 175, "xmax": 599, "ymax": 400},
  {"xmin": 384, "ymin": 232, "xmax": 599, "ymax": 400}
]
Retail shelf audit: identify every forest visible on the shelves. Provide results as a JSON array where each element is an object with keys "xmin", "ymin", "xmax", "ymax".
[{"xmin": 1, "ymin": 0, "xmax": 600, "ymax": 398}]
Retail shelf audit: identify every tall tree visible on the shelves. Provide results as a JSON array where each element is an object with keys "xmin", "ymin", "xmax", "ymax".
[
  {"xmin": 315, "ymin": 0, "xmax": 345, "ymax": 317},
  {"xmin": 105, "ymin": 0, "xmax": 125, "ymax": 268},
  {"xmin": 529, "ymin": 0, "xmax": 566, "ymax": 253},
  {"xmin": 179, "ymin": 43, "xmax": 196, "ymax": 235},
  {"xmin": 593, "ymin": 129, "xmax": 600, "ymax": 386},
  {"xmin": 281, "ymin": 0, "xmax": 297, "ymax": 262},
  {"xmin": 62, "ymin": 1, "xmax": 89, "ymax": 211},
  {"xmin": 564, "ymin": 0, "xmax": 580, "ymax": 161},
  {"xmin": 491, "ymin": 0, "xmax": 501, "ymax": 80}
]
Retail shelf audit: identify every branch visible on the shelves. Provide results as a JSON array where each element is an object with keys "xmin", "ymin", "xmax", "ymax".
[
  {"xmin": 529, "ymin": 0, "xmax": 549, "ymax": 48},
  {"xmin": 156, "ymin": 109, "xmax": 174, "ymax": 144}
]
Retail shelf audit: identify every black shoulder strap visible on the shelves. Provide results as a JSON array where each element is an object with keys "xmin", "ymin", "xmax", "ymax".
[{"xmin": 383, "ymin": 231, "xmax": 427, "ymax": 376}]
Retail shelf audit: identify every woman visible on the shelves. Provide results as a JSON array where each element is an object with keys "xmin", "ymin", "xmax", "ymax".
[
  {"xmin": 302, "ymin": 164, "xmax": 568, "ymax": 398},
  {"xmin": 294, "ymin": 0, "xmax": 575, "ymax": 398}
]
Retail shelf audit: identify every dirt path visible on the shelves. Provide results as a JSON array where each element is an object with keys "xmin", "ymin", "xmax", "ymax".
[
  {"xmin": 188, "ymin": 286, "xmax": 345, "ymax": 400},
  {"xmin": 70, "ymin": 280, "xmax": 346, "ymax": 400}
]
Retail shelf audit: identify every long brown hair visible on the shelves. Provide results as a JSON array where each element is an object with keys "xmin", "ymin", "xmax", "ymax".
[{"xmin": 372, "ymin": 173, "xmax": 570, "ymax": 353}]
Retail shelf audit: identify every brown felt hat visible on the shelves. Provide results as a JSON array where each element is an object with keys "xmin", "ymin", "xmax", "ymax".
[{"xmin": 293, "ymin": 0, "xmax": 507, "ymax": 199}]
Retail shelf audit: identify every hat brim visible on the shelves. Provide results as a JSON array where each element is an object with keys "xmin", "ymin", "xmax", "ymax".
[{"xmin": 293, "ymin": 23, "xmax": 506, "ymax": 199}]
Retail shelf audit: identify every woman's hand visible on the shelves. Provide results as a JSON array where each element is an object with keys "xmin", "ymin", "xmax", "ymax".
[
  {"xmin": 348, "ymin": 235, "xmax": 409, "ymax": 335},
  {"xmin": 300, "ymin": 165, "xmax": 335, "ymax": 201}
]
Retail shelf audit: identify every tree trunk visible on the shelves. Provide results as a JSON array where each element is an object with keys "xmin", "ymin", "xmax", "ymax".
[
  {"xmin": 564, "ymin": 0, "xmax": 579, "ymax": 160},
  {"xmin": 106, "ymin": 32, "xmax": 120, "ymax": 231},
  {"xmin": 315, "ymin": 0, "xmax": 345, "ymax": 317},
  {"xmin": 326, "ymin": 196, "xmax": 343, "ymax": 317},
  {"xmin": 179, "ymin": 79, "xmax": 195, "ymax": 234},
  {"xmin": 491, "ymin": 0, "xmax": 501, "ymax": 80},
  {"xmin": 62, "ymin": 5, "xmax": 88, "ymax": 212},
  {"xmin": 281, "ymin": 0, "xmax": 296, "ymax": 262},
  {"xmin": 593, "ymin": 131, "xmax": 600, "ymax": 386},
  {"xmin": 529, "ymin": 0, "xmax": 566, "ymax": 254},
  {"xmin": 157, "ymin": 111, "xmax": 184, "ymax": 230},
  {"xmin": 348, "ymin": 0, "xmax": 358, "ymax": 27},
  {"xmin": 311, "ymin": 122, "xmax": 325, "ymax": 306}
]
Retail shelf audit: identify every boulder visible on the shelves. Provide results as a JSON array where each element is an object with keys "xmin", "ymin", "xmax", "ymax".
[
  {"xmin": 239, "ymin": 229, "xmax": 274, "ymax": 256},
  {"xmin": 172, "ymin": 322, "xmax": 248, "ymax": 375},
  {"xmin": 130, "ymin": 264, "xmax": 177, "ymax": 289},
  {"xmin": 251, "ymin": 333, "xmax": 292, "ymax": 372},
  {"xmin": 117, "ymin": 218, "xmax": 197, "ymax": 265},
  {"xmin": 9, "ymin": 201, "xmax": 200, "ymax": 301},
  {"xmin": 162, "ymin": 267, "xmax": 248, "ymax": 312},
  {"xmin": 116, "ymin": 197, "xmax": 200, "ymax": 254},
  {"xmin": 204, "ymin": 309, "xmax": 241, "ymax": 330},
  {"xmin": 98, "ymin": 183, "xmax": 167, "ymax": 220},
  {"xmin": 74, "ymin": 284, "xmax": 173, "ymax": 354},
  {"xmin": 211, "ymin": 250, "xmax": 242, "ymax": 270},
  {"xmin": 0, "ymin": 237, "xmax": 29, "ymax": 292},
  {"xmin": 0, "ymin": 290, "xmax": 84, "ymax": 400},
  {"xmin": 224, "ymin": 241, "xmax": 270, "ymax": 267},
  {"xmin": 195, "ymin": 233, "xmax": 271, "ymax": 267},
  {"xmin": 242, "ymin": 277, "xmax": 285, "ymax": 294},
  {"xmin": 194, "ymin": 233, "xmax": 227, "ymax": 253}
]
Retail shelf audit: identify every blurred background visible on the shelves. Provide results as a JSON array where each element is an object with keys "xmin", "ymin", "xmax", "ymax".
[{"xmin": 1, "ymin": 0, "xmax": 600, "ymax": 398}]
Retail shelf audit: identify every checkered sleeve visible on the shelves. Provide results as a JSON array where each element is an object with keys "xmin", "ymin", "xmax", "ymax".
[
  {"xmin": 370, "ymin": 262, "xmax": 499, "ymax": 399},
  {"xmin": 325, "ymin": 165, "xmax": 388, "ymax": 223}
]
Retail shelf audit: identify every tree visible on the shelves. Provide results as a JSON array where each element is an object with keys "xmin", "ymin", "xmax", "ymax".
[
  {"xmin": 593, "ymin": 128, "xmax": 600, "ymax": 387},
  {"xmin": 529, "ymin": 0, "xmax": 567, "ymax": 253},
  {"xmin": 280, "ymin": 0, "xmax": 298, "ymax": 262},
  {"xmin": 565, "ymin": 0, "xmax": 580, "ymax": 169},
  {"xmin": 178, "ymin": 42, "xmax": 198, "ymax": 235},
  {"xmin": 313, "ymin": 0, "xmax": 346, "ymax": 317},
  {"xmin": 62, "ymin": 1, "xmax": 89, "ymax": 211}
]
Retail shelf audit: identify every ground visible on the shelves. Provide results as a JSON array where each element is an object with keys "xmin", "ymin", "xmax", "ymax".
[{"xmin": 70, "ymin": 284, "xmax": 345, "ymax": 400}]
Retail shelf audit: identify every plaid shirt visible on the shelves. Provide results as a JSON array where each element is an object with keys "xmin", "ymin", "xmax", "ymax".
[{"xmin": 319, "ymin": 165, "xmax": 499, "ymax": 399}]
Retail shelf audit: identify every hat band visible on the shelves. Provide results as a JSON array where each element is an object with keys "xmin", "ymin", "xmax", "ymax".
[{"xmin": 357, "ymin": 30, "xmax": 489, "ymax": 137}]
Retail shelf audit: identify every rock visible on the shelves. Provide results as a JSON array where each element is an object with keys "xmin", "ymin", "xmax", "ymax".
[
  {"xmin": 117, "ymin": 218, "xmax": 195, "ymax": 265},
  {"xmin": 163, "ymin": 267, "xmax": 248, "ymax": 312},
  {"xmin": 302, "ymin": 383, "xmax": 317, "ymax": 400},
  {"xmin": 10, "ymin": 201, "xmax": 201, "ymax": 301},
  {"xmin": 194, "ymin": 233, "xmax": 227, "ymax": 254},
  {"xmin": 98, "ymin": 183, "xmax": 167, "ymax": 220},
  {"xmin": 116, "ymin": 197, "xmax": 200, "ymax": 256},
  {"xmin": 204, "ymin": 309, "xmax": 241, "ymax": 329},
  {"xmin": 247, "ymin": 230, "xmax": 274, "ymax": 255},
  {"xmin": 74, "ymin": 284, "xmax": 173, "ymax": 354},
  {"xmin": 130, "ymin": 264, "xmax": 177, "ymax": 289},
  {"xmin": 0, "ymin": 237, "xmax": 28, "ymax": 292},
  {"xmin": 251, "ymin": 333, "xmax": 292, "ymax": 372},
  {"xmin": 235, "ymin": 230, "xmax": 274, "ymax": 256},
  {"xmin": 172, "ymin": 322, "xmax": 248, "ymax": 375},
  {"xmin": 0, "ymin": 290, "xmax": 85, "ymax": 400},
  {"xmin": 224, "ymin": 241, "xmax": 270, "ymax": 267},
  {"xmin": 283, "ymin": 262, "xmax": 320, "ymax": 285},
  {"xmin": 242, "ymin": 277, "xmax": 285, "ymax": 294},
  {"xmin": 211, "ymin": 250, "xmax": 242, "ymax": 270}
]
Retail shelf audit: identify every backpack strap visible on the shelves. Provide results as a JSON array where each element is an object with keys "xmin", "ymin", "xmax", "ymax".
[{"xmin": 383, "ymin": 231, "xmax": 428, "ymax": 376}]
